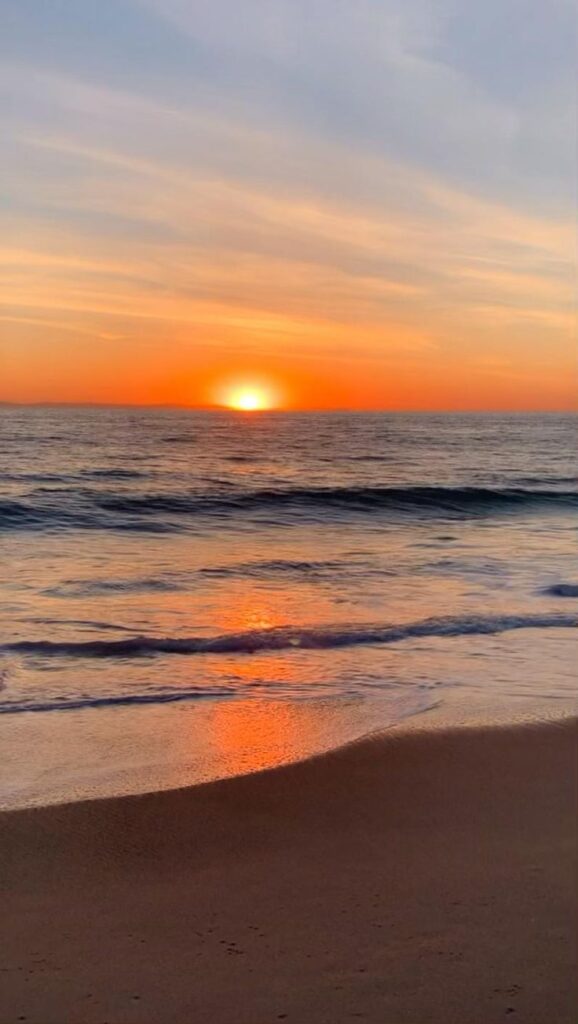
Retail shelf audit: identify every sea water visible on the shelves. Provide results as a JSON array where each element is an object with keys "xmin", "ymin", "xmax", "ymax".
[{"xmin": 1, "ymin": 408, "xmax": 576, "ymax": 806}]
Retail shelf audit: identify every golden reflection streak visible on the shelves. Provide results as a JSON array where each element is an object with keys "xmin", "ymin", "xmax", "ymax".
[{"xmin": 201, "ymin": 698, "xmax": 326, "ymax": 778}]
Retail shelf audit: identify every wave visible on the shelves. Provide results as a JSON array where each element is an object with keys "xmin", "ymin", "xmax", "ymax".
[
  {"xmin": 80, "ymin": 468, "xmax": 146, "ymax": 480},
  {"xmin": 95, "ymin": 485, "xmax": 578, "ymax": 517},
  {"xmin": 42, "ymin": 577, "xmax": 184, "ymax": 597},
  {"xmin": 0, "ymin": 468, "xmax": 145, "ymax": 483},
  {"xmin": 197, "ymin": 558, "xmax": 362, "ymax": 580},
  {"xmin": 23, "ymin": 617, "xmax": 138, "ymax": 632},
  {"xmin": 512, "ymin": 475, "xmax": 577, "ymax": 486},
  {"xmin": 0, "ymin": 499, "xmax": 177, "ymax": 533},
  {"xmin": 40, "ymin": 559, "xmax": 384, "ymax": 596},
  {"xmin": 0, "ymin": 472, "xmax": 69, "ymax": 483},
  {"xmin": 3, "ymin": 611, "xmax": 576, "ymax": 660},
  {"xmin": 161, "ymin": 434, "xmax": 195, "ymax": 443},
  {"xmin": 202, "ymin": 557, "xmax": 397, "ymax": 582},
  {"xmin": 347, "ymin": 455, "xmax": 395, "ymax": 463},
  {"xmin": 542, "ymin": 583, "xmax": 578, "ymax": 598},
  {"xmin": 2, "ymin": 485, "xmax": 577, "ymax": 532},
  {"xmin": 0, "ymin": 686, "xmax": 233, "ymax": 715}
]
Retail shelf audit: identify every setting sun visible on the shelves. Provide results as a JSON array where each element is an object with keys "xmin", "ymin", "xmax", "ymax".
[
  {"xmin": 209, "ymin": 374, "xmax": 285, "ymax": 411},
  {"xmin": 228, "ymin": 388, "xmax": 269, "ymax": 411}
]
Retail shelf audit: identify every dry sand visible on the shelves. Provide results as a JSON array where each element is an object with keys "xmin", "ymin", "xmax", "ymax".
[{"xmin": 1, "ymin": 719, "xmax": 576, "ymax": 1023}]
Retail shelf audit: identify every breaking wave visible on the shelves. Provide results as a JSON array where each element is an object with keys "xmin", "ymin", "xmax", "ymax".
[
  {"xmin": 542, "ymin": 583, "xmax": 578, "ymax": 598},
  {"xmin": 1, "ymin": 485, "xmax": 577, "ymax": 532},
  {"xmin": 93, "ymin": 485, "xmax": 578, "ymax": 516},
  {"xmin": 0, "ymin": 686, "xmax": 234, "ymax": 715},
  {"xmin": 3, "ymin": 611, "xmax": 576, "ymax": 660}
]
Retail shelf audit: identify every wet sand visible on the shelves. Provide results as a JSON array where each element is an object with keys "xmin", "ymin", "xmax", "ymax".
[{"xmin": 1, "ymin": 719, "xmax": 576, "ymax": 1023}]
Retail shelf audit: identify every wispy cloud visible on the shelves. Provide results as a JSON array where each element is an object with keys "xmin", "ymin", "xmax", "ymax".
[{"xmin": 1, "ymin": 1, "xmax": 575, "ymax": 407}]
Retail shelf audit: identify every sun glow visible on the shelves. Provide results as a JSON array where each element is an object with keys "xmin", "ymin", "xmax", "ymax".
[{"xmin": 225, "ymin": 386, "xmax": 273, "ymax": 411}]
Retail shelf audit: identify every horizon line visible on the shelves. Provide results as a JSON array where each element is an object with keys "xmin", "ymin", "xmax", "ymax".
[{"xmin": 0, "ymin": 401, "xmax": 574, "ymax": 415}]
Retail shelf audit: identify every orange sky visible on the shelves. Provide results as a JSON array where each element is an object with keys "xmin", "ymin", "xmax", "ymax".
[{"xmin": 1, "ymin": 2, "xmax": 576, "ymax": 411}]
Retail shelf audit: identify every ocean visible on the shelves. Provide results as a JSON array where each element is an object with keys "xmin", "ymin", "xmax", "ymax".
[{"xmin": 1, "ymin": 407, "xmax": 576, "ymax": 807}]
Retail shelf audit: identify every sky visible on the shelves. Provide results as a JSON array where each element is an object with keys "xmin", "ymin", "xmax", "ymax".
[{"xmin": 1, "ymin": 0, "xmax": 576, "ymax": 410}]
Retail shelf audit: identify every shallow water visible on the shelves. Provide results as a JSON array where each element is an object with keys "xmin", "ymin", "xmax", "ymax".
[{"xmin": 1, "ymin": 408, "xmax": 576, "ymax": 806}]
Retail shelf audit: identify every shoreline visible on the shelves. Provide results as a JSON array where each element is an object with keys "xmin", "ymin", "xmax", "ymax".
[
  {"xmin": 2, "ymin": 674, "xmax": 576, "ymax": 813},
  {"xmin": 2, "ymin": 716, "xmax": 576, "ymax": 1023}
]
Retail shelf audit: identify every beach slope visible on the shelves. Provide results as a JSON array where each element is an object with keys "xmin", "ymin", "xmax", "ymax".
[{"xmin": 1, "ymin": 719, "xmax": 576, "ymax": 1023}]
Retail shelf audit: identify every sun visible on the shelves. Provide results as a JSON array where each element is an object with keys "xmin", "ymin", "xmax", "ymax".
[
  {"xmin": 227, "ymin": 386, "xmax": 271, "ymax": 412},
  {"xmin": 210, "ymin": 376, "xmax": 284, "ymax": 411}
]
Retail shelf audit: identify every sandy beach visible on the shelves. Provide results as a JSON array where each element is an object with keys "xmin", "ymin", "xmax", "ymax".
[{"xmin": 1, "ymin": 718, "xmax": 576, "ymax": 1024}]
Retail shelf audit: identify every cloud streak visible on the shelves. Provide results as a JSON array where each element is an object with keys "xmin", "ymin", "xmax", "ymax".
[{"xmin": 1, "ymin": 1, "xmax": 575, "ymax": 408}]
